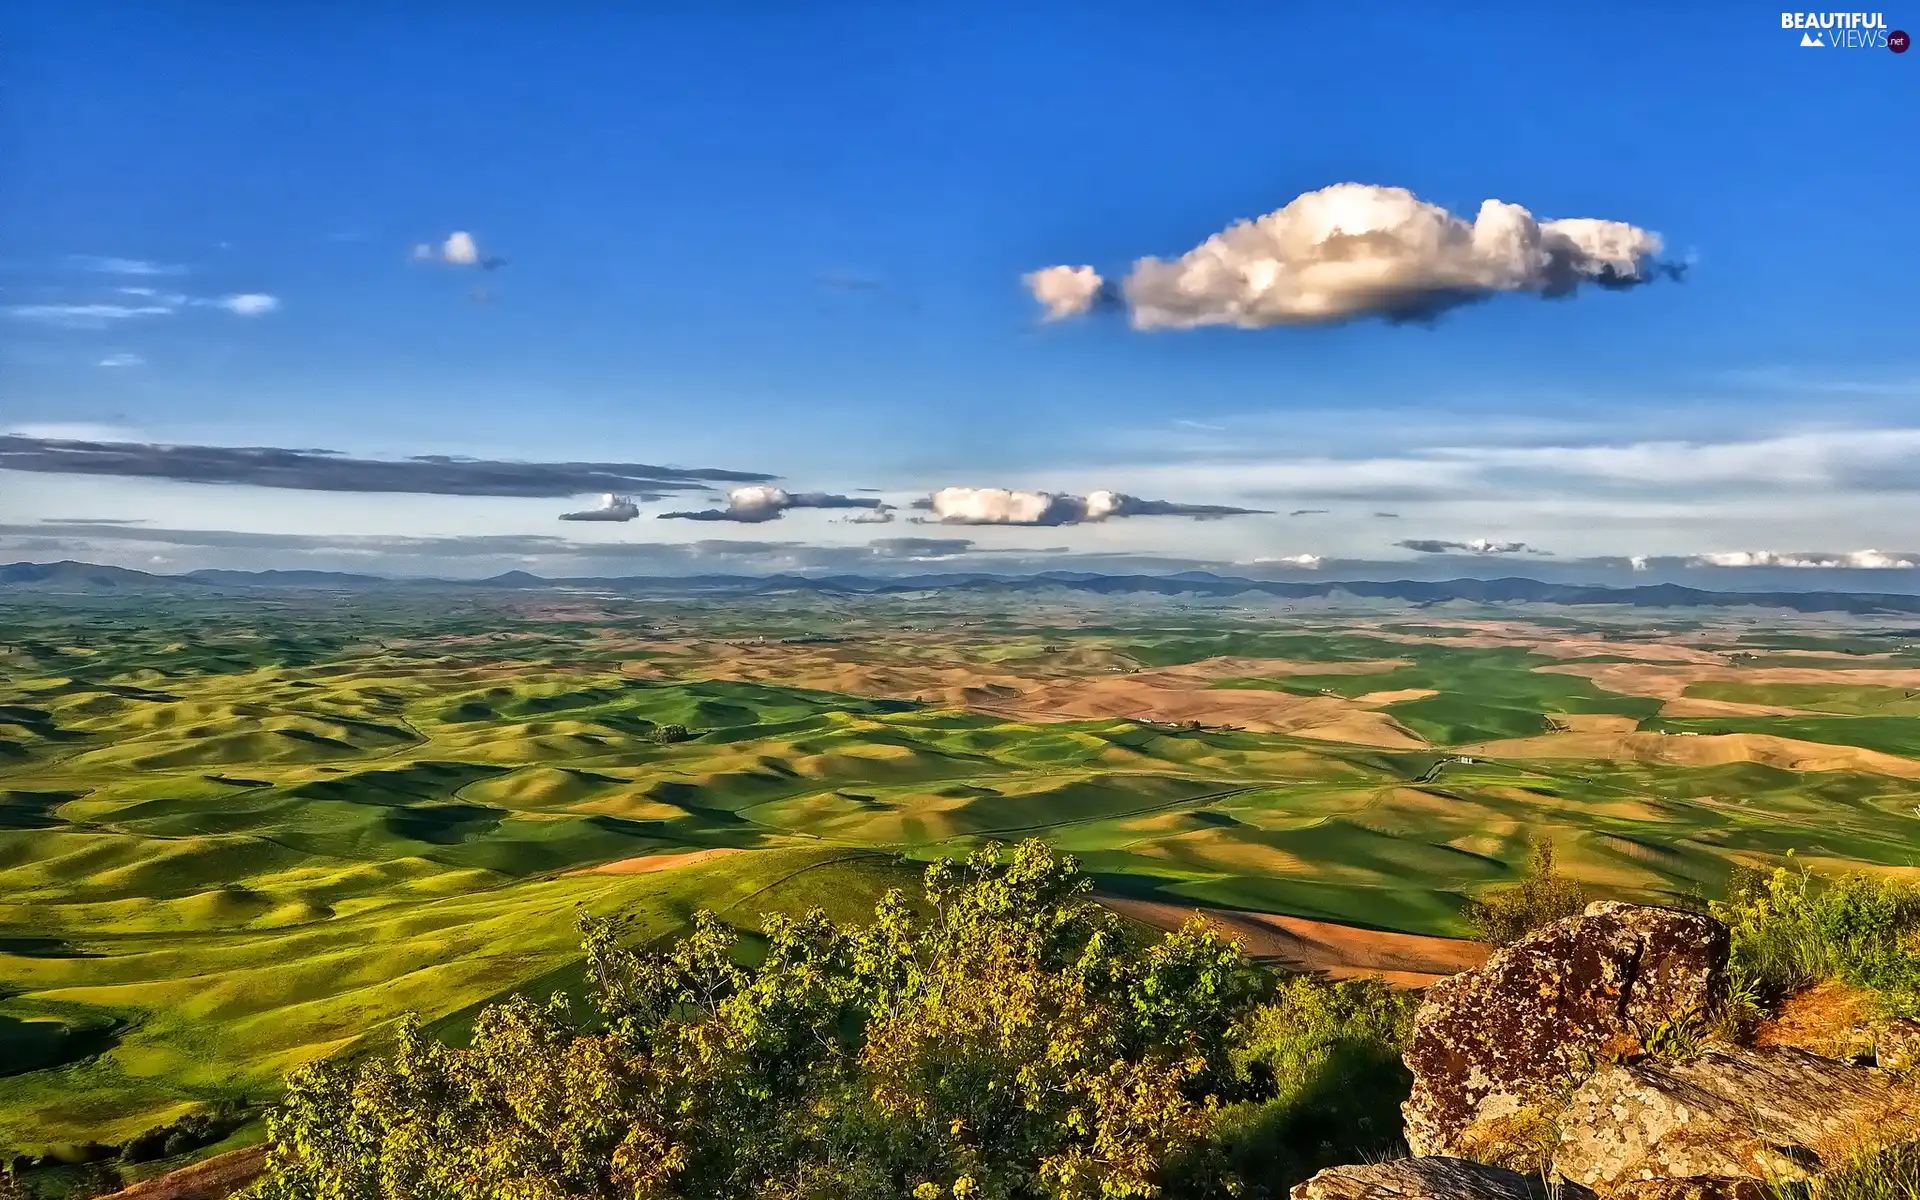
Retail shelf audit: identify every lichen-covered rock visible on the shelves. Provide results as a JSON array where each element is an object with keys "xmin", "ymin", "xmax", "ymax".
[
  {"xmin": 1402, "ymin": 902, "xmax": 1729, "ymax": 1162},
  {"xmin": 1552, "ymin": 1044, "xmax": 1916, "ymax": 1193},
  {"xmin": 1874, "ymin": 1017, "xmax": 1920, "ymax": 1071},
  {"xmin": 1290, "ymin": 1156, "xmax": 1567, "ymax": 1200}
]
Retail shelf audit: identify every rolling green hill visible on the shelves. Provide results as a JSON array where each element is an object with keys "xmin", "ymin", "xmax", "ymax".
[{"xmin": 5, "ymin": 592, "xmax": 1920, "ymax": 1154}]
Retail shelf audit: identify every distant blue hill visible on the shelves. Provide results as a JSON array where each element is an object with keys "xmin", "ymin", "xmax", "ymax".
[{"xmin": 9, "ymin": 559, "xmax": 1920, "ymax": 618}]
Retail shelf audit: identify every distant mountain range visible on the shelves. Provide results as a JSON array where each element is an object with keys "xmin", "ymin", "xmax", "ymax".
[{"xmin": 10, "ymin": 558, "xmax": 1920, "ymax": 618}]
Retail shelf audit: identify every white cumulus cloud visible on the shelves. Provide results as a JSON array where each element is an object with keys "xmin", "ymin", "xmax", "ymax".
[
  {"xmin": 724, "ymin": 485, "xmax": 793, "ymax": 521},
  {"xmin": 558, "ymin": 493, "xmax": 641, "ymax": 522},
  {"xmin": 929, "ymin": 487, "xmax": 1062, "ymax": 525},
  {"xmin": 659, "ymin": 486, "xmax": 886, "ymax": 524},
  {"xmin": 1697, "ymin": 549, "xmax": 1917, "ymax": 569},
  {"xmin": 442, "ymin": 231, "xmax": 480, "ymax": 266},
  {"xmin": 1022, "ymin": 265, "xmax": 1105, "ymax": 321},
  {"xmin": 925, "ymin": 486, "xmax": 1266, "ymax": 526},
  {"xmin": 413, "ymin": 231, "xmax": 503, "ymax": 269},
  {"xmin": 1251, "ymin": 553, "xmax": 1324, "ymax": 568},
  {"xmin": 1846, "ymin": 549, "xmax": 1916, "ymax": 569},
  {"xmin": 1029, "ymin": 183, "xmax": 1671, "ymax": 329}
]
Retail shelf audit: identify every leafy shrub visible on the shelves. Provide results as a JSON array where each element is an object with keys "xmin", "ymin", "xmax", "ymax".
[
  {"xmin": 1202, "ymin": 976, "xmax": 1420, "ymax": 1196},
  {"xmin": 67, "ymin": 1162, "xmax": 123, "ymax": 1200},
  {"xmin": 649, "ymin": 723, "xmax": 693, "ymax": 744},
  {"xmin": 1462, "ymin": 841, "xmax": 1587, "ymax": 945},
  {"xmin": 120, "ymin": 1101, "xmax": 247, "ymax": 1164},
  {"xmin": 1711, "ymin": 859, "xmax": 1920, "ymax": 1016},
  {"xmin": 250, "ymin": 839, "xmax": 1270, "ymax": 1200}
]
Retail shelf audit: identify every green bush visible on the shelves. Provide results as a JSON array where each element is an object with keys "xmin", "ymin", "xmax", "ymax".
[
  {"xmin": 248, "ymin": 840, "xmax": 1271, "ymax": 1200},
  {"xmin": 120, "ymin": 1101, "xmax": 247, "ymax": 1164},
  {"xmin": 66, "ymin": 1163, "xmax": 123, "ymax": 1200},
  {"xmin": 1712, "ymin": 859, "xmax": 1920, "ymax": 1015},
  {"xmin": 1462, "ymin": 841, "xmax": 1587, "ymax": 945},
  {"xmin": 1199, "ymin": 976, "xmax": 1420, "ymax": 1198}
]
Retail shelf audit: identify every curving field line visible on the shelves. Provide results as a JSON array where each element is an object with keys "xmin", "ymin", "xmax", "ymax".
[{"xmin": 1097, "ymin": 893, "xmax": 1487, "ymax": 988}]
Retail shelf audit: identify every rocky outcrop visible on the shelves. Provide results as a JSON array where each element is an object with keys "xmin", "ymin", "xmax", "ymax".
[
  {"xmin": 1402, "ymin": 902, "xmax": 1730, "ymax": 1163},
  {"xmin": 1553, "ymin": 1044, "xmax": 1915, "ymax": 1192},
  {"xmin": 1290, "ymin": 1157, "xmax": 1571, "ymax": 1200}
]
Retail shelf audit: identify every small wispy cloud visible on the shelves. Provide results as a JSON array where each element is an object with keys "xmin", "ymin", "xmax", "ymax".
[
  {"xmin": 97, "ymin": 352, "xmax": 144, "ymax": 369},
  {"xmin": 211, "ymin": 293, "xmax": 280, "ymax": 317},
  {"xmin": 412, "ymin": 230, "xmax": 506, "ymax": 270},
  {"xmin": 10, "ymin": 287, "xmax": 279, "ymax": 326},
  {"xmin": 0, "ymin": 432, "xmax": 772, "ymax": 497},
  {"xmin": 868, "ymin": 537, "xmax": 975, "ymax": 560},
  {"xmin": 1022, "ymin": 265, "xmax": 1107, "ymax": 321},
  {"xmin": 1707, "ymin": 366, "xmax": 1920, "ymax": 399},
  {"xmin": 1397, "ymin": 537, "xmax": 1536, "ymax": 555},
  {"xmin": 70, "ymin": 255, "xmax": 186, "ymax": 276},
  {"xmin": 6, "ymin": 303, "xmax": 177, "ymax": 327}
]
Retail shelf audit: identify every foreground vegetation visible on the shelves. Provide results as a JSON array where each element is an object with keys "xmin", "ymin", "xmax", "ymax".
[
  {"xmin": 234, "ymin": 841, "xmax": 1920, "ymax": 1200},
  {"xmin": 1716, "ymin": 857, "xmax": 1920, "ymax": 1020},
  {"xmin": 247, "ymin": 841, "xmax": 1412, "ymax": 1200}
]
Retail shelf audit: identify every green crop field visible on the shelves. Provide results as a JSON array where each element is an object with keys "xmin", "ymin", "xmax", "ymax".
[
  {"xmin": 1684, "ymin": 680, "xmax": 1920, "ymax": 715},
  {"xmin": 1216, "ymin": 644, "xmax": 1666, "ymax": 744},
  {"xmin": 5, "ymin": 588, "xmax": 1920, "ymax": 1157}
]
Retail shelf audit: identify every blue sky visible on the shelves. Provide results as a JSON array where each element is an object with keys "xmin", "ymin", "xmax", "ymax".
[{"xmin": 3, "ymin": 2, "xmax": 1917, "ymax": 580}]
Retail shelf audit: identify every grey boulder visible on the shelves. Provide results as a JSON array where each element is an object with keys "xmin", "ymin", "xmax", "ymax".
[
  {"xmin": 1403, "ymin": 902, "xmax": 1729, "ymax": 1163},
  {"xmin": 1553, "ymin": 1043, "xmax": 1917, "ymax": 1192},
  {"xmin": 1291, "ymin": 1157, "xmax": 1574, "ymax": 1200}
]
